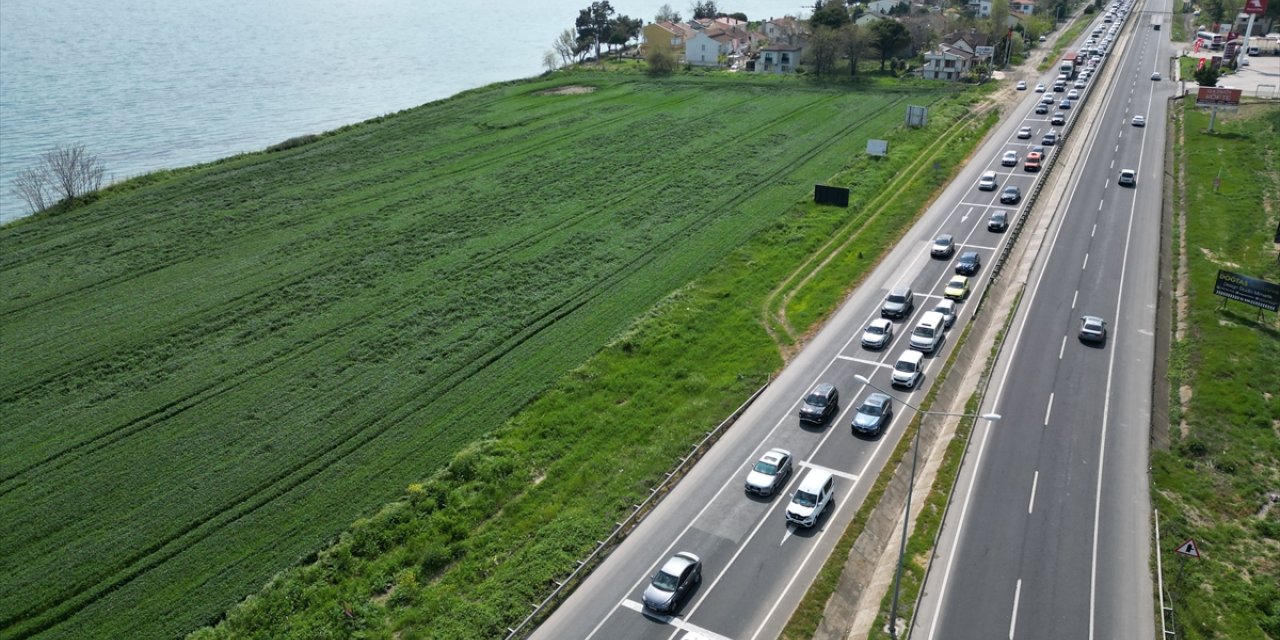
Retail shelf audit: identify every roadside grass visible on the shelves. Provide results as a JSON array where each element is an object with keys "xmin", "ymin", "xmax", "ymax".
[
  {"xmin": 1171, "ymin": 0, "xmax": 1189, "ymax": 42},
  {"xmin": 184, "ymin": 85, "xmax": 991, "ymax": 638},
  {"xmin": 1155, "ymin": 99, "xmax": 1280, "ymax": 639},
  {"xmin": 0, "ymin": 70, "xmax": 958, "ymax": 639}
]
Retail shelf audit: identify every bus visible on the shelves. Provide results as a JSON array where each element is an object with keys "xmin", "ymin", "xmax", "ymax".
[{"xmin": 1196, "ymin": 30, "xmax": 1225, "ymax": 49}]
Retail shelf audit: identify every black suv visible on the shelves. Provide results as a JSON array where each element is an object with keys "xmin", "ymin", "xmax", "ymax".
[
  {"xmin": 799, "ymin": 383, "xmax": 839, "ymax": 424},
  {"xmin": 880, "ymin": 286, "xmax": 915, "ymax": 319},
  {"xmin": 955, "ymin": 251, "xmax": 982, "ymax": 275}
]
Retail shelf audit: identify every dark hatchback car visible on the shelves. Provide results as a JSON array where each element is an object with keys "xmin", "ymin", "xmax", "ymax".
[
  {"xmin": 643, "ymin": 552, "xmax": 702, "ymax": 614},
  {"xmin": 988, "ymin": 210, "xmax": 1009, "ymax": 232},
  {"xmin": 881, "ymin": 286, "xmax": 915, "ymax": 319},
  {"xmin": 799, "ymin": 383, "xmax": 840, "ymax": 424},
  {"xmin": 851, "ymin": 393, "xmax": 894, "ymax": 437},
  {"xmin": 955, "ymin": 251, "xmax": 982, "ymax": 275},
  {"xmin": 1000, "ymin": 186, "xmax": 1022, "ymax": 204}
]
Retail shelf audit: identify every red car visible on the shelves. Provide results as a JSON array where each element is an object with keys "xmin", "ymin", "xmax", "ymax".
[{"xmin": 1024, "ymin": 151, "xmax": 1042, "ymax": 172}]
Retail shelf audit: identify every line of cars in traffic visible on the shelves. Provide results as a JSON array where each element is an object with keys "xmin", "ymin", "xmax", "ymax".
[{"xmin": 639, "ymin": 4, "xmax": 1142, "ymax": 618}]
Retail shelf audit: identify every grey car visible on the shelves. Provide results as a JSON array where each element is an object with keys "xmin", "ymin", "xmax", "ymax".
[
  {"xmin": 861, "ymin": 318, "xmax": 894, "ymax": 349},
  {"xmin": 1079, "ymin": 315, "xmax": 1108, "ymax": 344},
  {"xmin": 931, "ymin": 234, "xmax": 956, "ymax": 258},
  {"xmin": 988, "ymin": 209, "xmax": 1009, "ymax": 232},
  {"xmin": 799, "ymin": 383, "xmax": 840, "ymax": 424},
  {"xmin": 851, "ymin": 393, "xmax": 894, "ymax": 437},
  {"xmin": 881, "ymin": 286, "xmax": 915, "ymax": 319},
  {"xmin": 643, "ymin": 552, "xmax": 702, "ymax": 614},
  {"xmin": 745, "ymin": 448, "xmax": 793, "ymax": 496}
]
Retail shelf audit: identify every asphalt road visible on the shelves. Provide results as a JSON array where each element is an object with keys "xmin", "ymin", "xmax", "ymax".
[
  {"xmin": 530, "ymin": 5, "xmax": 1168, "ymax": 639},
  {"xmin": 912, "ymin": 1, "xmax": 1170, "ymax": 639}
]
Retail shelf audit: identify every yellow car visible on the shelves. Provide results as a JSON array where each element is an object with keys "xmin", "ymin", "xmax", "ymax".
[{"xmin": 944, "ymin": 275, "xmax": 971, "ymax": 300}]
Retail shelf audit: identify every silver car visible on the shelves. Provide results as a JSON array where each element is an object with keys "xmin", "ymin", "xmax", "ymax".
[
  {"xmin": 643, "ymin": 552, "xmax": 702, "ymax": 614},
  {"xmin": 1079, "ymin": 315, "xmax": 1108, "ymax": 343},
  {"xmin": 745, "ymin": 448, "xmax": 793, "ymax": 496},
  {"xmin": 861, "ymin": 318, "xmax": 894, "ymax": 349}
]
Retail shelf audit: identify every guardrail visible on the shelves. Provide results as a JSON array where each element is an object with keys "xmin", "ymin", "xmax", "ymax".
[
  {"xmin": 988, "ymin": 8, "xmax": 1129, "ymax": 282},
  {"xmin": 504, "ymin": 380, "xmax": 771, "ymax": 639}
]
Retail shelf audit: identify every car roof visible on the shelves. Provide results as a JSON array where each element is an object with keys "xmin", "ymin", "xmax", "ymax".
[
  {"xmin": 960, "ymin": 251, "xmax": 979, "ymax": 259},
  {"xmin": 898, "ymin": 349, "xmax": 925, "ymax": 363},
  {"xmin": 864, "ymin": 393, "xmax": 890, "ymax": 406},
  {"xmin": 1083, "ymin": 314, "xmax": 1105, "ymax": 323},
  {"xmin": 890, "ymin": 285, "xmax": 911, "ymax": 295},
  {"xmin": 662, "ymin": 552, "xmax": 698, "ymax": 574},
  {"xmin": 869, "ymin": 317, "xmax": 892, "ymax": 328},
  {"xmin": 761, "ymin": 448, "xmax": 791, "ymax": 463},
  {"xmin": 936, "ymin": 233, "xmax": 953, "ymax": 241},
  {"xmin": 948, "ymin": 275, "xmax": 968, "ymax": 284},
  {"xmin": 798, "ymin": 468, "xmax": 833, "ymax": 491}
]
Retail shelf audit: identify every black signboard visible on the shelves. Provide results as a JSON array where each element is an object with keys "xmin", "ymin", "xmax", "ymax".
[
  {"xmin": 814, "ymin": 184, "xmax": 850, "ymax": 207},
  {"xmin": 1213, "ymin": 269, "xmax": 1280, "ymax": 312}
]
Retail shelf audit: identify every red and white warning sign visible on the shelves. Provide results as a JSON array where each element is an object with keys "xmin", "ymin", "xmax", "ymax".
[{"xmin": 1175, "ymin": 538, "xmax": 1201, "ymax": 558}]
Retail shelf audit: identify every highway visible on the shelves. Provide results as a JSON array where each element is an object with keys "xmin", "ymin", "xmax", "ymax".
[
  {"xmin": 912, "ymin": 1, "xmax": 1170, "ymax": 638},
  {"xmin": 530, "ymin": 3, "xmax": 1166, "ymax": 639}
]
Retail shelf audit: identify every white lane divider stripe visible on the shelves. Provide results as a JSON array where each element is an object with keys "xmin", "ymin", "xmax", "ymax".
[{"xmin": 619, "ymin": 599, "xmax": 734, "ymax": 640}]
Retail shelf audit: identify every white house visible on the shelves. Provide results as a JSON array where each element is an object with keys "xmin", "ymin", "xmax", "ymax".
[
  {"xmin": 755, "ymin": 44, "xmax": 802, "ymax": 72},
  {"xmin": 1011, "ymin": 1, "xmax": 1035, "ymax": 14},
  {"xmin": 686, "ymin": 30, "xmax": 723, "ymax": 66},
  {"xmin": 762, "ymin": 16, "xmax": 805, "ymax": 45},
  {"xmin": 856, "ymin": 11, "xmax": 894, "ymax": 26},
  {"xmin": 921, "ymin": 32, "xmax": 991, "ymax": 80},
  {"xmin": 866, "ymin": 0, "xmax": 909, "ymax": 13}
]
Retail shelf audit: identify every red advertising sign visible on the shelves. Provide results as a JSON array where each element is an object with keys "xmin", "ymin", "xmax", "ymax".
[
  {"xmin": 1196, "ymin": 87, "xmax": 1243, "ymax": 106},
  {"xmin": 1243, "ymin": 0, "xmax": 1267, "ymax": 15}
]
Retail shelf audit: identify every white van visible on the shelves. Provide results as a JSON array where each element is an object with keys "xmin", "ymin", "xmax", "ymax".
[
  {"xmin": 785, "ymin": 469, "xmax": 834, "ymax": 528},
  {"xmin": 892, "ymin": 349, "xmax": 925, "ymax": 389},
  {"xmin": 909, "ymin": 311, "xmax": 946, "ymax": 353}
]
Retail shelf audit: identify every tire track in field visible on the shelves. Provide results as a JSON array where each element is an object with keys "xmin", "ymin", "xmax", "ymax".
[
  {"xmin": 0, "ymin": 82, "xmax": 634, "ymax": 320},
  {"xmin": 6, "ymin": 92, "xmax": 905, "ymax": 635},
  {"xmin": 0, "ymin": 86, "xmax": 737, "ymax": 430},
  {"xmin": 0, "ymin": 85, "xmax": 792, "ymax": 490}
]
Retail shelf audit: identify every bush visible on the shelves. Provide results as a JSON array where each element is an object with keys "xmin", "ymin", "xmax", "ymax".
[{"xmin": 266, "ymin": 134, "xmax": 321, "ymax": 152}]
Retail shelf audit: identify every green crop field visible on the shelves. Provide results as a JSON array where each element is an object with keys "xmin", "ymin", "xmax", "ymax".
[{"xmin": 0, "ymin": 71, "xmax": 958, "ymax": 639}]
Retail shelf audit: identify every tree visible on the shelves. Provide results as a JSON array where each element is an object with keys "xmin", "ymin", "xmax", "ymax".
[
  {"xmin": 646, "ymin": 36, "xmax": 679, "ymax": 74},
  {"xmin": 987, "ymin": 0, "xmax": 1010, "ymax": 42},
  {"xmin": 869, "ymin": 19, "xmax": 911, "ymax": 70},
  {"xmin": 806, "ymin": 27, "xmax": 841, "ymax": 75},
  {"xmin": 691, "ymin": 1, "xmax": 718, "ymax": 19},
  {"xmin": 605, "ymin": 15, "xmax": 642, "ymax": 58},
  {"xmin": 1193, "ymin": 65, "xmax": 1221, "ymax": 86},
  {"xmin": 9, "ymin": 144, "xmax": 105, "ymax": 214},
  {"xmin": 810, "ymin": 0, "xmax": 852, "ymax": 30},
  {"xmin": 554, "ymin": 28, "xmax": 579, "ymax": 66},
  {"xmin": 576, "ymin": 1, "xmax": 616, "ymax": 61},
  {"xmin": 543, "ymin": 50, "xmax": 558, "ymax": 72},
  {"xmin": 655, "ymin": 3, "xmax": 682, "ymax": 22},
  {"xmin": 840, "ymin": 23, "xmax": 869, "ymax": 77}
]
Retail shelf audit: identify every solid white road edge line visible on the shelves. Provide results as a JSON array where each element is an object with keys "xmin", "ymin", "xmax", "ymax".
[{"xmin": 1010, "ymin": 578, "xmax": 1023, "ymax": 639}]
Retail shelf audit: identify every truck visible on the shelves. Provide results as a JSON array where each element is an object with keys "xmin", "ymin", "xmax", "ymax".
[
  {"xmin": 1151, "ymin": 15, "xmax": 1161, "ymax": 30},
  {"xmin": 1059, "ymin": 52, "xmax": 1080, "ymax": 78},
  {"xmin": 1247, "ymin": 38, "xmax": 1280, "ymax": 56}
]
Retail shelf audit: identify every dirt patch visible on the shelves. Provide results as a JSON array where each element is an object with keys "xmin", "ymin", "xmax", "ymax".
[{"xmin": 538, "ymin": 85, "xmax": 597, "ymax": 95}]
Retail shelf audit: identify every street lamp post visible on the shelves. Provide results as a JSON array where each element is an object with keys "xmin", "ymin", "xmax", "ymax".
[{"xmin": 853, "ymin": 373, "xmax": 1000, "ymax": 639}]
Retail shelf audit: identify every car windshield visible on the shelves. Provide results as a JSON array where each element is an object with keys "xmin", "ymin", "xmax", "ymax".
[
  {"xmin": 895, "ymin": 360, "xmax": 916, "ymax": 373},
  {"xmin": 794, "ymin": 490, "xmax": 818, "ymax": 508},
  {"xmin": 753, "ymin": 460, "xmax": 778, "ymax": 475},
  {"xmin": 859, "ymin": 402, "xmax": 882, "ymax": 416},
  {"xmin": 652, "ymin": 570, "xmax": 679, "ymax": 591},
  {"xmin": 805, "ymin": 393, "xmax": 828, "ymax": 407},
  {"xmin": 867, "ymin": 324, "xmax": 885, "ymax": 335}
]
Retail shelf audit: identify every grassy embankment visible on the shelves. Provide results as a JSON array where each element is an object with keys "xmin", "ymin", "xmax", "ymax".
[
  {"xmin": 180, "ymin": 82, "xmax": 997, "ymax": 639},
  {"xmin": 0, "ymin": 70, "xmax": 974, "ymax": 639},
  {"xmin": 1039, "ymin": 7, "xmax": 1093, "ymax": 72},
  {"xmin": 1156, "ymin": 99, "xmax": 1280, "ymax": 638}
]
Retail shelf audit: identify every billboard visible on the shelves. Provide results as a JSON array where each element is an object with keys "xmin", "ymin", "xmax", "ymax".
[
  {"xmin": 975, "ymin": 45, "xmax": 995, "ymax": 57},
  {"xmin": 1196, "ymin": 87, "xmax": 1243, "ymax": 106},
  {"xmin": 1213, "ymin": 270, "xmax": 1280, "ymax": 312},
  {"xmin": 814, "ymin": 184, "xmax": 850, "ymax": 207},
  {"xmin": 1243, "ymin": 0, "xmax": 1267, "ymax": 15}
]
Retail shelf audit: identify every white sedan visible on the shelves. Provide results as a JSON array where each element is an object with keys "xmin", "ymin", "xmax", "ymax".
[
  {"xmin": 1016, "ymin": 80, "xmax": 1028, "ymax": 90},
  {"xmin": 1132, "ymin": 115, "xmax": 1146, "ymax": 127},
  {"xmin": 1035, "ymin": 83, "xmax": 1046, "ymax": 92},
  {"xmin": 861, "ymin": 318, "xmax": 894, "ymax": 349}
]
